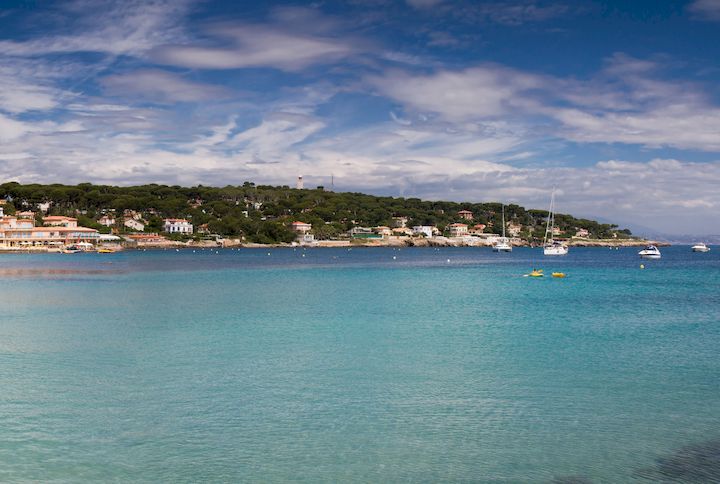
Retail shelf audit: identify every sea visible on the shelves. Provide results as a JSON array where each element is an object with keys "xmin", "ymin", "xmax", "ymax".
[{"xmin": 1, "ymin": 246, "xmax": 719, "ymax": 482}]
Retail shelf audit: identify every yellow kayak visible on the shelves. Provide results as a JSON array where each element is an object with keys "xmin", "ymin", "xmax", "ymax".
[
  {"xmin": 552, "ymin": 272, "xmax": 566, "ymax": 278},
  {"xmin": 97, "ymin": 248, "xmax": 115, "ymax": 253}
]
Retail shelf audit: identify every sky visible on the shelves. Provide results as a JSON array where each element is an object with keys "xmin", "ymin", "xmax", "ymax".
[{"xmin": 1, "ymin": 0, "xmax": 720, "ymax": 234}]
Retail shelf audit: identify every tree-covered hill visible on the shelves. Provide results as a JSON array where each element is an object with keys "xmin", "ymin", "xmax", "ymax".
[{"xmin": 0, "ymin": 182, "xmax": 632, "ymax": 244}]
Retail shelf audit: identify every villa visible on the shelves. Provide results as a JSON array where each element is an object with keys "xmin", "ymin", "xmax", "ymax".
[
  {"xmin": 124, "ymin": 218, "xmax": 145, "ymax": 232},
  {"xmin": 574, "ymin": 228, "xmax": 590, "ymax": 238},
  {"xmin": 291, "ymin": 221, "xmax": 312, "ymax": 234},
  {"xmin": 412, "ymin": 226, "xmax": 435, "ymax": 238},
  {"xmin": 163, "ymin": 218, "xmax": 193, "ymax": 234},
  {"xmin": 374, "ymin": 226, "xmax": 393, "ymax": 237},
  {"xmin": 98, "ymin": 215, "xmax": 115, "ymax": 227},
  {"xmin": 468, "ymin": 224, "xmax": 486, "ymax": 235},
  {"xmin": 458, "ymin": 210, "xmax": 474, "ymax": 221},
  {"xmin": 447, "ymin": 223, "xmax": 469, "ymax": 237},
  {"xmin": 507, "ymin": 223, "xmax": 523, "ymax": 237}
]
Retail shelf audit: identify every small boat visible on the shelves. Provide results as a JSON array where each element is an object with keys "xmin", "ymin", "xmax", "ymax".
[
  {"xmin": 493, "ymin": 205, "xmax": 512, "ymax": 252},
  {"xmin": 691, "ymin": 243, "xmax": 710, "ymax": 253},
  {"xmin": 638, "ymin": 245, "xmax": 661, "ymax": 259},
  {"xmin": 527, "ymin": 269, "xmax": 544, "ymax": 277},
  {"xmin": 97, "ymin": 248, "xmax": 115, "ymax": 253},
  {"xmin": 552, "ymin": 272, "xmax": 566, "ymax": 278}
]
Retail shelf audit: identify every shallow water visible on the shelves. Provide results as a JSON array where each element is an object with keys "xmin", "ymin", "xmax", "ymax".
[{"xmin": 1, "ymin": 246, "xmax": 719, "ymax": 482}]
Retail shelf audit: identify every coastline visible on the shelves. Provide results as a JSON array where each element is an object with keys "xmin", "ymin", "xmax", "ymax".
[{"xmin": 0, "ymin": 237, "xmax": 669, "ymax": 252}]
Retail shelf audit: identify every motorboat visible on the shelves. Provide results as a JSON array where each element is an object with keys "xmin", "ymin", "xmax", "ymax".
[
  {"xmin": 527, "ymin": 269, "xmax": 544, "ymax": 277},
  {"xmin": 638, "ymin": 245, "xmax": 661, "ymax": 259},
  {"xmin": 691, "ymin": 243, "xmax": 710, "ymax": 252}
]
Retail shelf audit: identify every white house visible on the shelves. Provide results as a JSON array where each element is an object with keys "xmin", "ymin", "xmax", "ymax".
[
  {"xmin": 412, "ymin": 225, "xmax": 435, "ymax": 238},
  {"xmin": 163, "ymin": 218, "xmax": 193, "ymax": 234},
  {"xmin": 98, "ymin": 215, "xmax": 115, "ymax": 227},
  {"xmin": 124, "ymin": 218, "xmax": 145, "ymax": 232},
  {"xmin": 574, "ymin": 228, "xmax": 590, "ymax": 238}
]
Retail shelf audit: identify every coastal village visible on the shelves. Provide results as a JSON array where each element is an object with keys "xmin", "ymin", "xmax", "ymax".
[{"xmin": 0, "ymin": 181, "xmax": 648, "ymax": 252}]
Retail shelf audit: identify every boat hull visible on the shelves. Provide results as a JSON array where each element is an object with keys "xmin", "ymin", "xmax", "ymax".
[{"xmin": 544, "ymin": 246, "xmax": 568, "ymax": 256}]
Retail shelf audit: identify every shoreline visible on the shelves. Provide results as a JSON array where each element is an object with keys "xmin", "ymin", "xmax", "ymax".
[{"xmin": 0, "ymin": 237, "xmax": 671, "ymax": 252}]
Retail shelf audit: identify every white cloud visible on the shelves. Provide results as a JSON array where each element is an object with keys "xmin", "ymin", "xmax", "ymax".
[
  {"xmin": 101, "ymin": 69, "xmax": 230, "ymax": 103},
  {"xmin": 370, "ymin": 55, "xmax": 720, "ymax": 152},
  {"xmin": 369, "ymin": 66, "xmax": 542, "ymax": 120},
  {"xmin": 0, "ymin": 114, "xmax": 30, "ymax": 141}
]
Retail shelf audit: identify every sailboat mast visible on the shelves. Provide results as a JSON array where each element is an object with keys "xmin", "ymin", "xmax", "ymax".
[
  {"xmin": 501, "ymin": 205, "xmax": 506, "ymax": 239},
  {"xmin": 544, "ymin": 190, "xmax": 554, "ymax": 246}
]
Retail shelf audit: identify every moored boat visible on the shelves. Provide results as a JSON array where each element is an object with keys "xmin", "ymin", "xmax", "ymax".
[
  {"xmin": 493, "ymin": 205, "xmax": 513, "ymax": 252},
  {"xmin": 691, "ymin": 243, "xmax": 710, "ymax": 252},
  {"xmin": 543, "ymin": 190, "xmax": 568, "ymax": 256},
  {"xmin": 638, "ymin": 245, "xmax": 661, "ymax": 259}
]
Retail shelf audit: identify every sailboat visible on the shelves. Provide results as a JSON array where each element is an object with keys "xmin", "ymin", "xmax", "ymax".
[
  {"xmin": 543, "ymin": 190, "xmax": 568, "ymax": 256},
  {"xmin": 493, "ymin": 205, "xmax": 512, "ymax": 252}
]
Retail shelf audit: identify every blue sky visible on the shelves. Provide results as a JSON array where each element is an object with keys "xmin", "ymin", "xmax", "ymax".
[{"xmin": 1, "ymin": 0, "xmax": 720, "ymax": 234}]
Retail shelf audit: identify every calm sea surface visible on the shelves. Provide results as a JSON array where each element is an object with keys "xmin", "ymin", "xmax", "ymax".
[{"xmin": 1, "ymin": 246, "xmax": 719, "ymax": 482}]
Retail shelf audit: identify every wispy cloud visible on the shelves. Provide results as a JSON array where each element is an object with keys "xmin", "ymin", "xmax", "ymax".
[
  {"xmin": 687, "ymin": 0, "xmax": 720, "ymax": 21},
  {"xmin": 152, "ymin": 24, "xmax": 358, "ymax": 71},
  {"xmin": 0, "ymin": 0, "xmax": 191, "ymax": 57},
  {"xmin": 101, "ymin": 69, "xmax": 230, "ymax": 103}
]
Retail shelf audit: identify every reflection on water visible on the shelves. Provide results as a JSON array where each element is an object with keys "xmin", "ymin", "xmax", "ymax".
[
  {"xmin": 636, "ymin": 439, "xmax": 720, "ymax": 482},
  {"xmin": 0, "ymin": 268, "xmax": 122, "ymax": 277}
]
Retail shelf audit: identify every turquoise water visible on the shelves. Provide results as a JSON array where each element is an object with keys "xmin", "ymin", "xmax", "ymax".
[{"xmin": 1, "ymin": 246, "xmax": 719, "ymax": 482}]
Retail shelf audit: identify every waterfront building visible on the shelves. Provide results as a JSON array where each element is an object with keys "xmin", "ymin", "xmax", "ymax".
[
  {"xmin": 163, "ymin": 218, "xmax": 193, "ymax": 234},
  {"xmin": 447, "ymin": 223, "xmax": 469, "ymax": 237},
  {"xmin": 43, "ymin": 216, "xmax": 78, "ymax": 228},
  {"xmin": 0, "ymin": 208, "xmax": 99, "ymax": 248},
  {"xmin": 392, "ymin": 227, "xmax": 414, "ymax": 236},
  {"xmin": 468, "ymin": 224, "xmax": 486, "ymax": 235},
  {"xmin": 412, "ymin": 225, "xmax": 435, "ymax": 238}
]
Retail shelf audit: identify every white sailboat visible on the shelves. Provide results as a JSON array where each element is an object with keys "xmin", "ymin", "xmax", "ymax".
[
  {"xmin": 543, "ymin": 190, "xmax": 568, "ymax": 256},
  {"xmin": 493, "ymin": 205, "xmax": 512, "ymax": 252}
]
